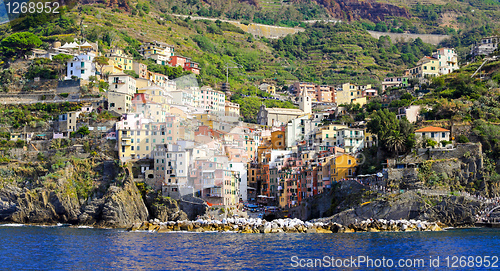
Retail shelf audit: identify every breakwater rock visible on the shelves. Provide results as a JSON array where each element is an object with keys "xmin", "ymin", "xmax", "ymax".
[{"xmin": 128, "ymin": 218, "xmax": 442, "ymax": 233}]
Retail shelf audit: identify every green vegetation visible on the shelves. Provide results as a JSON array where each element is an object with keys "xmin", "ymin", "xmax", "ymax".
[
  {"xmin": 0, "ymin": 103, "xmax": 81, "ymax": 128},
  {"xmin": 25, "ymin": 58, "xmax": 57, "ymax": 80},
  {"xmin": 367, "ymin": 109, "xmax": 415, "ymax": 156},
  {"xmin": 0, "ymin": 32, "xmax": 42, "ymax": 60}
]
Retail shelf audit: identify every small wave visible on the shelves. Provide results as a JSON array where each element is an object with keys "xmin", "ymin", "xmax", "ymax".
[
  {"xmin": 75, "ymin": 226, "xmax": 94, "ymax": 229},
  {"xmin": 0, "ymin": 223, "xmax": 25, "ymax": 227}
]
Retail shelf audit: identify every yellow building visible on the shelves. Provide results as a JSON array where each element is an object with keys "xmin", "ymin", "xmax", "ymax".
[
  {"xmin": 331, "ymin": 153, "xmax": 357, "ymax": 182},
  {"xmin": 137, "ymin": 86, "xmax": 171, "ymax": 113},
  {"xmin": 136, "ymin": 78, "xmax": 152, "ymax": 89},
  {"xmin": 270, "ymin": 130, "xmax": 285, "ymax": 150},
  {"xmin": 365, "ymin": 132, "xmax": 378, "ymax": 148},
  {"xmin": 266, "ymin": 85, "xmax": 276, "ymax": 94},
  {"xmin": 406, "ymin": 56, "xmax": 440, "ymax": 79},
  {"xmin": 225, "ymin": 100, "xmax": 240, "ymax": 117},
  {"xmin": 352, "ymin": 97, "xmax": 367, "ymax": 106},
  {"xmin": 101, "ymin": 65, "xmax": 123, "ymax": 76},
  {"xmin": 117, "ymin": 114, "xmax": 181, "ymax": 162},
  {"xmin": 105, "ymin": 47, "xmax": 134, "ymax": 70},
  {"xmin": 140, "ymin": 41, "xmax": 175, "ymax": 59},
  {"xmin": 170, "ymin": 105, "xmax": 188, "ymax": 119},
  {"xmin": 336, "ymin": 83, "xmax": 370, "ymax": 105},
  {"xmin": 335, "ymin": 89, "xmax": 351, "ymax": 105},
  {"xmin": 245, "ymin": 136, "xmax": 257, "ymax": 161},
  {"xmin": 194, "ymin": 113, "xmax": 216, "ymax": 129}
]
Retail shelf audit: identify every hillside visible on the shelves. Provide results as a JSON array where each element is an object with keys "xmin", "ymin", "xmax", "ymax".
[{"xmin": 0, "ymin": 0, "xmax": 498, "ymax": 123}]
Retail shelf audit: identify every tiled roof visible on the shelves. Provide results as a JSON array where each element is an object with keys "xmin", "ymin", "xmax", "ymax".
[{"xmin": 415, "ymin": 126, "xmax": 450, "ymax": 132}]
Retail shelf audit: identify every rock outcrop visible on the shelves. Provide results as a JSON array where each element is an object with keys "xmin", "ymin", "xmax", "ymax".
[
  {"xmin": 313, "ymin": 191, "xmax": 483, "ymax": 227},
  {"xmin": 309, "ymin": 0, "xmax": 410, "ymax": 22},
  {"xmin": 0, "ymin": 184, "xmax": 81, "ymax": 224},
  {"xmin": 97, "ymin": 180, "xmax": 149, "ymax": 228},
  {"xmin": 145, "ymin": 193, "xmax": 188, "ymax": 222}
]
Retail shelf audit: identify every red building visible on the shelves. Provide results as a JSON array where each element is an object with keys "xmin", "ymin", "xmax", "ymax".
[{"xmin": 169, "ymin": 55, "xmax": 200, "ymax": 75}]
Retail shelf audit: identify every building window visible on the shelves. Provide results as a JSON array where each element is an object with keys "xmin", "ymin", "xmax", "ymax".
[{"xmin": 442, "ymin": 132, "xmax": 446, "ymax": 137}]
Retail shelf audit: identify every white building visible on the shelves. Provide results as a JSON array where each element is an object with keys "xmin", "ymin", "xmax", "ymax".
[
  {"xmin": 415, "ymin": 126, "xmax": 451, "ymax": 148},
  {"xmin": 153, "ymin": 143, "xmax": 191, "ymax": 190},
  {"xmin": 471, "ymin": 36, "xmax": 500, "ymax": 57},
  {"xmin": 336, "ymin": 128, "xmax": 365, "ymax": 153},
  {"xmin": 140, "ymin": 41, "xmax": 175, "ymax": 62},
  {"xmin": 286, "ymin": 115, "xmax": 315, "ymax": 148},
  {"xmin": 108, "ymin": 73, "xmax": 137, "ymax": 95},
  {"xmin": 107, "ymin": 91, "xmax": 133, "ymax": 114},
  {"xmin": 229, "ymin": 162, "xmax": 248, "ymax": 202},
  {"xmin": 170, "ymin": 90, "xmax": 194, "ymax": 106},
  {"xmin": 432, "ymin": 48, "xmax": 459, "ymax": 75},
  {"xmin": 66, "ymin": 53, "xmax": 96, "ymax": 80}
]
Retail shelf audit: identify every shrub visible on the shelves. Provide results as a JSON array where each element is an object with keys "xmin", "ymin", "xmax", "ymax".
[{"xmin": 456, "ymin": 135, "xmax": 469, "ymax": 143}]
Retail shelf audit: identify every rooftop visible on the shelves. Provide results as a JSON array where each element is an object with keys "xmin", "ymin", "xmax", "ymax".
[{"xmin": 415, "ymin": 126, "xmax": 450, "ymax": 132}]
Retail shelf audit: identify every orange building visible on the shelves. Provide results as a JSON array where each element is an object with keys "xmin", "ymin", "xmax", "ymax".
[
  {"xmin": 331, "ymin": 154, "xmax": 358, "ymax": 182},
  {"xmin": 271, "ymin": 130, "xmax": 286, "ymax": 150}
]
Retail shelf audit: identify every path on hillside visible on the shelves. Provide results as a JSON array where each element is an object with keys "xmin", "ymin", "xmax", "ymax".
[
  {"xmin": 367, "ymin": 30, "xmax": 450, "ymax": 45},
  {"xmin": 1, "ymin": 97, "xmax": 102, "ymax": 105},
  {"xmin": 170, "ymin": 14, "xmax": 304, "ymax": 39}
]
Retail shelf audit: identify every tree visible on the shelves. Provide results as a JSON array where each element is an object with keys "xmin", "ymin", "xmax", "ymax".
[
  {"xmin": 1, "ymin": 32, "xmax": 43, "ymax": 59},
  {"xmin": 52, "ymin": 54, "xmax": 73, "ymax": 80},
  {"xmin": 426, "ymin": 139, "xmax": 438, "ymax": 148},
  {"xmin": 77, "ymin": 126, "xmax": 90, "ymax": 137},
  {"xmin": 367, "ymin": 109, "xmax": 399, "ymax": 142},
  {"xmin": 368, "ymin": 109, "xmax": 415, "ymax": 156},
  {"xmin": 385, "ymin": 130, "xmax": 406, "ymax": 156},
  {"xmin": 93, "ymin": 56, "xmax": 109, "ymax": 79}
]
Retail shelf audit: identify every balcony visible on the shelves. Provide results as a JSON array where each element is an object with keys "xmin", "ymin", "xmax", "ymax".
[
  {"xmin": 121, "ymin": 141, "xmax": 131, "ymax": 146},
  {"xmin": 343, "ymin": 134, "xmax": 364, "ymax": 139},
  {"xmin": 113, "ymin": 80, "xmax": 126, "ymax": 84}
]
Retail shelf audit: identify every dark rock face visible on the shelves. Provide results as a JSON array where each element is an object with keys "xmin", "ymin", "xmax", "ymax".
[
  {"xmin": 307, "ymin": 0, "xmax": 410, "ymax": 22},
  {"xmin": 147, "ymin": 194, "xmax": 188, "ymax": 222},
  {"xmin": 290, "ymin": 180, "xmax": 369, "ymax": 221},
  {"xmin": 314, "ymin": 191, "xmax": 484, "ymax": 227},
  {"xmin": 0, "ymin": 185, "xmax": 81, "ymax": 224},
  {"xmin": 98, "ymin": 181, "xmax": 149, "ymax": 228},
  {"xmin": 0, "ymin": 179, "xmax": 149, "ymax": 228},
  {"xmin": 178, "ymin": 194, "xmax": 208, "ymax": 220}
]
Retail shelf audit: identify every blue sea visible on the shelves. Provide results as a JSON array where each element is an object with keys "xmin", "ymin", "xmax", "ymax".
[{"xmin": 1, "ymin": 224, "xmax": 500, "ymax": 270}]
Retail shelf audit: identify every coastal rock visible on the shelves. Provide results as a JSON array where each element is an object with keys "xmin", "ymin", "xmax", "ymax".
[
  {"xmin": 99, "ymin": 180, "xmax": 149, "ymax": 228},
  {"xmin": 147, "ymin": 194, "xmax": 188, "ymax": 222},
  {"xmin": 0, "ymin": 184, "xmax": 81, "ymax": 224},
  {"xmin": 311, "ymin": 189, "xmax": 483, "ymax": 228}
]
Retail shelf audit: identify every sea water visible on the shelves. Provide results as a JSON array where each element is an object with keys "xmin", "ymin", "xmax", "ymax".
[{"xmin": 1, "ymin": 225, "xmax": 499, "ymax": 270}]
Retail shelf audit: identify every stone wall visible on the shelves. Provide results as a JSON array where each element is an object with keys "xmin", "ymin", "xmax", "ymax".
[
  {"xmin": 232, "ymin": 22, "xmax": 305, "ymax": 39},
  {"xmin": 389, "ymin": 143, "xmax": 483, "ymax": 190},
  {"xmin": 367, "ymin": 30, "xmax": 450, "ymax": 45},
  {"xmin": 57, "ymin": 79, "xmax": 81, "ymax": 94}
]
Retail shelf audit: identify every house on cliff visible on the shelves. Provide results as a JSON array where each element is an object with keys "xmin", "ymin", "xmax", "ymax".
[{"xmin": 415, "ymin": 126, "xmax": 451, "ymax": 148}]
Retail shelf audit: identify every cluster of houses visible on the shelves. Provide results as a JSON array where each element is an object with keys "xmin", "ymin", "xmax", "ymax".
[
  {"xmin": 22, "ymin": 40, "xmax": 462, "ymax": 209},
  {"xmin": 470, "ymin": 36, "xmax": 500, "ymax": 58},
  {"xmin": 405, "ymin": 48, "xmax": 459, "ymax": 81},
  {"xmin": 32, "ymin": 39, "xmax": 200, "ymax": 81}
]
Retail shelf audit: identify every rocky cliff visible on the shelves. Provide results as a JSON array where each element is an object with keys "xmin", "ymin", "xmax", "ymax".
[
  {"xmin": 300, "ymin": 0, "xmax": 410, "ymax": 22},
  {"xmin": 313, "ymin": 191, "xmax": 484, "ymax": 227},
  {"xmin": 0, "ymin": 159, "xmax": 202, "ymax": 228}
]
